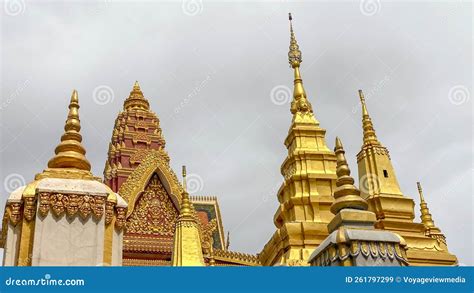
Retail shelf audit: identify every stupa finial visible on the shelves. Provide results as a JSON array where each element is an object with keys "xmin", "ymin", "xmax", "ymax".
[
  {"xmin": 287, "ymin": 13, "xmax": 314, "ymax": 118},
  {"xmin": 47, "ymin": 90, "xmax": 91, "ymax": 171}
]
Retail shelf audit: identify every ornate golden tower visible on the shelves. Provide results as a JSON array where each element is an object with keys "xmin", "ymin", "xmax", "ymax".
[
  {"xmin": 356, "ymin": 89, "xmax": 405, "ymax": 199},
  {"xmin": 259, "ymin": 14, "xmax": 338, "ymax": 266},
  {"xmin": 171, "ymin": 166, "xmax": 205, "ymax": 266},
  {"xmin": 356, "ymin": 90, "xmax": 457, "ymax": 266}
]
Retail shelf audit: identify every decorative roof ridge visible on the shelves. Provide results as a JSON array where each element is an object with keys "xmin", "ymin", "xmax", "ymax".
[
  {"xmin": 117, "ymin": 150, "xmax": 183, "ymax": 207},
  {"xmin": 189, "ymin": 195, "xmax": 218, "ymax": 202},
  {"xmin": 213, "ymin": 249, "xmax": 261, "ymax": 264}
]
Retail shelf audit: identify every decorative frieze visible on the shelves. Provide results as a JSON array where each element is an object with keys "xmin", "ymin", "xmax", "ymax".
[
  {"xmin": 310, "ymin": 240, "xmax": 408, "ymax": 267},
  {"xmin": 134, "ymin": 120, "xmax": 149, "ymax": 129},
  {"xmin": 132, "ymin": 133, "xmax": 152, "ymax": 144},
  {"xmin": 129, "ymin": 150, "xmax": 150, "ymax": 164},
  {"xmin": 23, "ymin": 196, "xmax": 37, "ymax": 221},
  {"xmin": 38, "ymin": 193, "xmax": 50, "ymax": 217},
  {"xmin": 4, "ymin": 192, "xmax": 126, "ymax": 232},
  {"xmin": 105, "ymin": 200, "xmax": 115, "ymax": 225},
  {"xmin": 356, "ymin": 145, "xmax": 390, "ymax": 162},
  {"xmin": 41, "ymin": 193, "xmax": 106, "ymax": 220},
  {"xmin": 6, "ymin": 202, "xmax": 22, "ymax": 226},
  {"xmin": 115, "ymin": 207, "xmax": 127, "ymax": 230}
]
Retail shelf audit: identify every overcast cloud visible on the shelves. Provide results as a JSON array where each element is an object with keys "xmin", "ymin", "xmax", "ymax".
[{"xmin": 1, "ymin": 1, "xmax": 472, "ymax": 265}]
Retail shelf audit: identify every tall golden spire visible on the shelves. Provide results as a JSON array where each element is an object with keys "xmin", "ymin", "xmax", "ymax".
[
  {"xmin": 171, "ymin": 166, "xmax": 205, "ymax": 266},
  {"xmin": 358, "ymin": 90, "xmax": 380, "ymax": 146},
  {"xmin": 417, "ymin": 182, "xmax": 435, "ymax": 228},
  {"xmin": 288, "ymin": 13, "xmax": 314, "ymax": 118},
  {"xmin": 331, "ymin": 137, "xmax": 368, "ymax": 214},
  {"xmin": 259, "ymin": 13, "xmax": 335, "ymax": 265},
  {"xmin": 123, "ymin": 81, "xmax": 150, "ymax": 111},
  {"xmin": 47, "ymin": 90, "xmax": 91, "ymax": 171}
]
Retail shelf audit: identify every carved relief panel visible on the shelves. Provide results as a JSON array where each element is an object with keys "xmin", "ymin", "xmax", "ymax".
[{"xmin": 126, "ymin": 173, "xmax": 179, "ymax": 236}]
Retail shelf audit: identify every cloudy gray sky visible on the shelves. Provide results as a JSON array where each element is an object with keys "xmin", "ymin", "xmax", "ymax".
[{"xmin": 1, "ymin": 0, "xmax": 472, "ymax": 265}]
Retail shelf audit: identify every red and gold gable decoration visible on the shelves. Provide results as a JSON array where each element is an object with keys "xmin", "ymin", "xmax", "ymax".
[{"xmin": 126, "ymin": 173, "xmax": 178, "ymax": 237}]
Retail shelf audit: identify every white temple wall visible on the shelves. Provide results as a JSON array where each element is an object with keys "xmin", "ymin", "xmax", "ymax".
[
  {"xmin": 32, "ymin": 213, "xmax": 105, "ymax": 266},
  {"xmin": 3, "ymin": 223, "xmax": 21, "ymax": 266}
]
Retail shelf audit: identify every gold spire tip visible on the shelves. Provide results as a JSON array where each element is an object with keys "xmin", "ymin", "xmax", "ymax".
[
  {"xmin": 417, "ymin": 181, "xmax": 425, "ymax": 202},
  {"xmin": 288, "ymin": 13, "xmax": 302, "ymax": 68},
  {"xmin": 417, "ymin": 181, "xmax": 435, "ymax": 228},
  {"xmin": 335, "ymin": 136, "xmax": 343, "ymax": 149},
  {"xmin": 182, "ymin": 165, "xmax": 187, "ymax": 193},
  {"xmin": 358, "ymin": 89, "xmax": 365, "ymax": 102},
  {"xmin": 124, "ymin": 80, "xmax": 149, "ymax": 111},
  {"xmin": 71, "ymin": 89, "xmax": 78, "ymax": 100},
  {"xmin": 358, "ymin": 88, "xmax": 379, "ymax": 145},
  {"xmin": 334, "ymin": 137, "xmax": 349, "ymax": 177}
]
